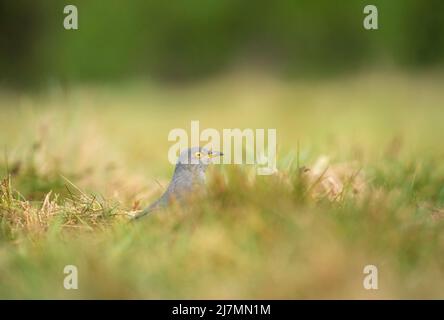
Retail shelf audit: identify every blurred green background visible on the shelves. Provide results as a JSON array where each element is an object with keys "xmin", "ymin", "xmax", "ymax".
[{"xmin": 1, "ymin": 0, "xmax": 443, "ymax": 87}]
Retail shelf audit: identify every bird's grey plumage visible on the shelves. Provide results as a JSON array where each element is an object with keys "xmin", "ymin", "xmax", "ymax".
[{"xmin": 133, "ymin": 147, "xmax": 222, "ymax": 219}]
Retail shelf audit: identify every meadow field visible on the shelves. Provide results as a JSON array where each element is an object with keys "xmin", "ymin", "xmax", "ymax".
[{"xmin": 0, "ymin": 71, "xmax": 443, "ymax": 299}]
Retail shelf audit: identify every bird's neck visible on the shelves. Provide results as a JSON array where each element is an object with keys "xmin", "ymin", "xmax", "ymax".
[{"xmin": 171, "ymin": 164, "xmax": 207, "ymax": 188}]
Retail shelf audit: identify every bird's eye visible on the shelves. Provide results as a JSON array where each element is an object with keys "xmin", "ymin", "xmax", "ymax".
[{"xmin": 194, "ymin": 152, "xmax": 202, "ymax": 158}]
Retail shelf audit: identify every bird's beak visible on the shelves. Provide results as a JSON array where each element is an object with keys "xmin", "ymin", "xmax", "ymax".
[{"xmin": 208, "ymin": 150, "xmax": 223, "ymax": 158}]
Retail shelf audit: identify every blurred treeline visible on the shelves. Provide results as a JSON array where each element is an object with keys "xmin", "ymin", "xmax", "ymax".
[{"xmin": 1, "ymin": 0, "xmax": 443, "ymax": 87}]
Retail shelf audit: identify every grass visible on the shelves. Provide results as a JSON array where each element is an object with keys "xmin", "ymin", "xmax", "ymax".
[{"xmin": 0, "ymin": 70, "xmax": 444, "ymax": 299}]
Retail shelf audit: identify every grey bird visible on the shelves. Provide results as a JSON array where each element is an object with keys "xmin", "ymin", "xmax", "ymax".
[{"xmin": 133, "ymin": 147, "xmax": 223, "ymax": 219}]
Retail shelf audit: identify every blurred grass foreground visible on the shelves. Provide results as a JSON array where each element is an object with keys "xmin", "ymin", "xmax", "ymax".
[{"xmin": 1, "ymin": 71, "xmax": 444, "ymax": 298}]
